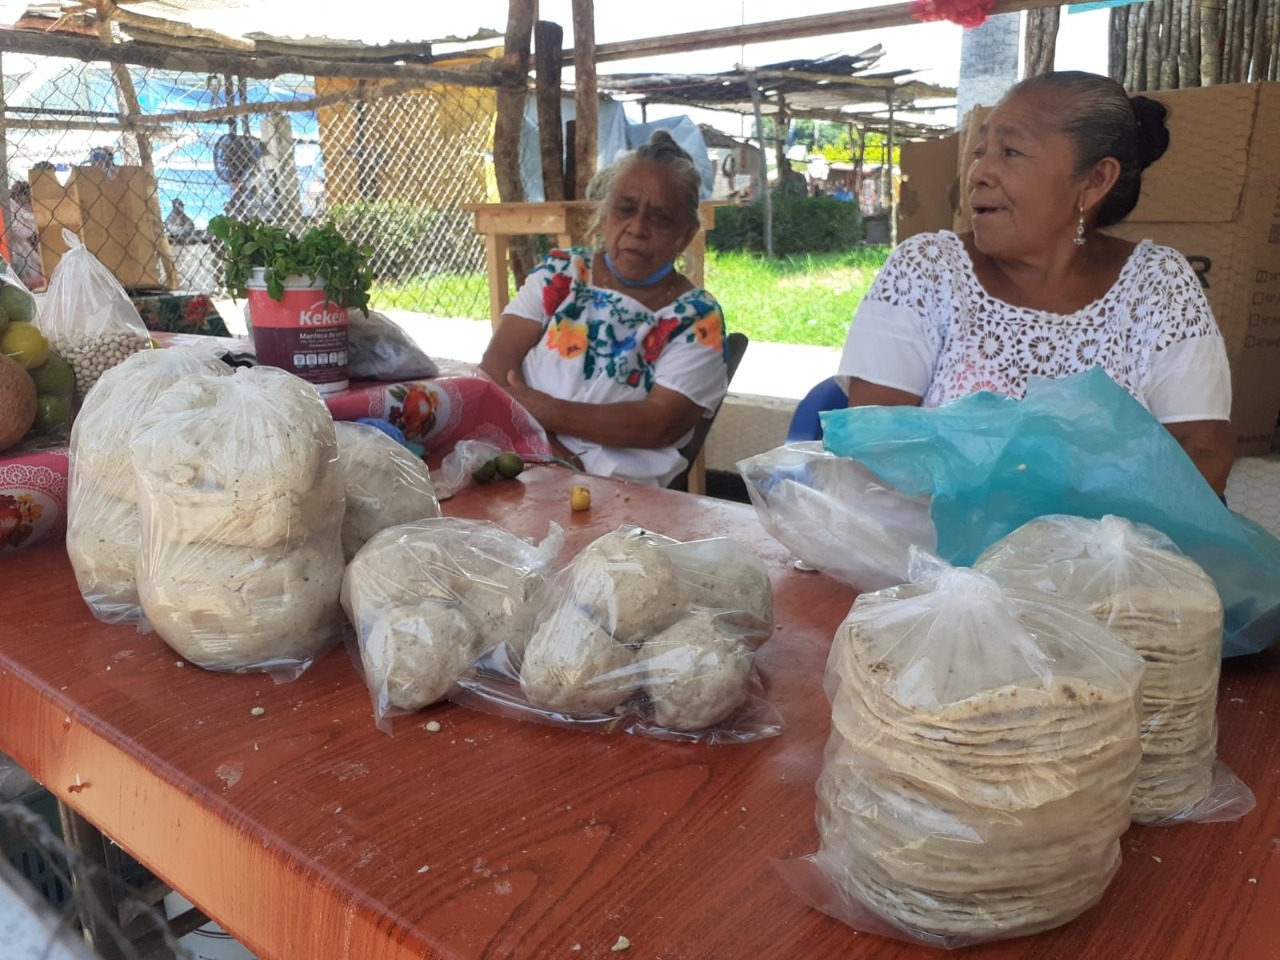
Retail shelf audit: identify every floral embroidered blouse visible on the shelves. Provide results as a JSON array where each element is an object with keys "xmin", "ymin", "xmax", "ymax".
[{"xmin": 505, "ymin": 248, "xmax": 729, "ymax": 486}]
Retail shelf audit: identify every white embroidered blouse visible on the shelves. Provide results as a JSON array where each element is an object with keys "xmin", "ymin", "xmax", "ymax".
[{"xmin": 838, "ymin": 231, "xmax": 1231, "ymax": 422}]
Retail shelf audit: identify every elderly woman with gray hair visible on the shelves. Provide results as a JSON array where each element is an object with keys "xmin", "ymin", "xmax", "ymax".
[
  {"xmin": 481, "ymin": 130, "xmax": 728, "ymax": 487},
  {"xmin": 839, "ymin": 71, "xmax": 1234, "ymax": 494}
]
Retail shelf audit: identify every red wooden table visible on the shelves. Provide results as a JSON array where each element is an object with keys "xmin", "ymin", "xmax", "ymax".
[{"xmin": 1, "ymin": 468, "xmax": 1278, "ymax": 959}]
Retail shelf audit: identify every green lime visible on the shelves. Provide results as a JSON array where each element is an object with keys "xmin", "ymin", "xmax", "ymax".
[
  {"xmin": 0, "ymin": 321, "xmax": 49, "ymax": 370},
  {"xmin": 29, "ymin": 353, "xmax": 75, "ymax": 397},
  {"xmin": 0, "ymin": 284, "xmax": 34, "ymax": 324},
  {"xmin": 472, "ymin": 458, "xmax": 498, "ymax": 484},
  {"xmin": 33, "ymin": 393, "xmax": 71, "ymax": 434},
  {"xmin": 495, "ymin": 451, "xmax": 524, "ymax": 479},
  {"xmin": 0, "ymin": 300, "xmax": 9, "ymax": 338}
]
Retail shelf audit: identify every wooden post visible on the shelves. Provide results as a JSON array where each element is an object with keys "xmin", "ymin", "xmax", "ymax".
[
  {"xmin": 495, "ymin": 0, "xmax": 536, "ymax": 290},
  {"xmin": 774, "ymin": 94, "xmax": 789, "ymax": 189},
  {"xmin": 535, "ymin": 20, "xmax": 565, "ymax": 202},
  {"xmin": 563, "ymin": 119, "xmax": 577, "ymax": 200},
  {"xmin": 746, "ymin": 72, "xmax": 773, "ymax": 257},
  {"xmin": 571, "ymin": 0, "xmax": 598, "ymax": 199},
  {"xmin": 886, "ymin": 96, "xmax": 897, "ymax": 246}
]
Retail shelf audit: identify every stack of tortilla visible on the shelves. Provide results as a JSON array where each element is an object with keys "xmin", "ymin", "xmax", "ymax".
[
  {"xmin": 976, "ymin": 515, "xmax": 1225, "ymax": 823},
  {"xmin": 817, "ymin": 564, "xmax": 1143, "ymax": 946}
]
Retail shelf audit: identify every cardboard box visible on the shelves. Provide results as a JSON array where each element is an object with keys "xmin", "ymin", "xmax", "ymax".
[
  {"xmin": 1105, "ymin": 83, "xmax": 1280, "ymax": 456},
  {"xmin": 29, "ymin": 164, "xmax": 173, "ymax": 290},
  {"xmin": 897, "ymin": 134, "xmax": 959, "ymax": 242},
  {"xmin": 952, "ymin": 86, "xmax": 1280, "ymax": 456}
]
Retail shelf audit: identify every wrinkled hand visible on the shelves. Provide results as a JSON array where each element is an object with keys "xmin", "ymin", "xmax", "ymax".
[{"xmin": 504, "ymin": 368, "xmax": 554, "ymax": 425}]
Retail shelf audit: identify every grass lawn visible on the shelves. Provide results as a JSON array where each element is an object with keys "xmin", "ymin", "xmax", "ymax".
[
  {"xmin": 372, "ymin": 246, "xmax": 891, "ymax": 349},
  {"xmin": 705, "ymin": 247, "xmax": 890, "ymax": 347}
]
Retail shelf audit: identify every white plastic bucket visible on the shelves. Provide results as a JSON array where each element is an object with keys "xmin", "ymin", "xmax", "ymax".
[{"xmin": 246, "ymin": 267, "xmax": 349, "ymax": 394}]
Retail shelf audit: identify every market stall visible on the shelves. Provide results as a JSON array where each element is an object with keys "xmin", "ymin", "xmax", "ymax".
[{"xmin": 1, "ymin": 469, "xmax": 1278, "ymax": 960}]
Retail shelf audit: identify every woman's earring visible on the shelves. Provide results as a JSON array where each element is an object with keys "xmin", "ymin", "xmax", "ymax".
[{"xmin": 1073, "ymin": 208, "xmax": 1087, "ymax": 247}]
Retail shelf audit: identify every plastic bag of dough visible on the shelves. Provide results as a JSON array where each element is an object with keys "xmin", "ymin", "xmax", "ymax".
[
  {"xmin": 334, "ymin": 421, "xmax": 440, "ymax": 562},
  {"xmin": 132, "ymin": 365, "xmax": 346, "ymax": 679},
  {"xmin": 975, "ymin": 514, "xmax": 1255, "ymax": 825},
  {"xmin": 66, "ymin": 345, "xmax": 231, "ymax": 623},
  {"xmin": 453, "ymin": 525, "xmax": 783, "ymax": 743},
  {"xmin": 738, "ymin": 442, "xmax": 935, "ymax": 591},
  {"xmin": 778, "ymin": 549, "xmax": 1144, "ymax": 948},
  {"xmin": 38, "ymin": 230, "xmax": 152, "ymax": 400},
  {"xmin": 341, "ymin": 516, "xmax": 563, "ymax": 731}
]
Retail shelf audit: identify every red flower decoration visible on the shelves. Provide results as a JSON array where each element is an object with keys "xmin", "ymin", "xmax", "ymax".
[
  {"xmin": 910, "ymin": 0, "xmax": 996, "ymax": 28},
  {"xmin": 626, "ymin": 369, "xmax": 641, "ymax": 387},
  {"xmin": 541, "ymin": 272, "xmax": 573, "ymax": 316},
  {"xmin": 641, "ymin": 316, "xmax": 682, "ymax": 363},
  {"xmin": 182, "ymin": 295, "xmax": 212, "ymax": 323}
]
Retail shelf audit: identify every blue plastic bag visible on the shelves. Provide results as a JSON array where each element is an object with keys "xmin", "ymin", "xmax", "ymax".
[{"xmin": 821, "ymin": 368, "xmax": 1280, "ymax": 657}]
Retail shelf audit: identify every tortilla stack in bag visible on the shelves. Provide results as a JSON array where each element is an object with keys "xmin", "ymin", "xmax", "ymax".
[
  {"xmin": 976, "ymin": 514, "xmax": 1255, "ymax": 825},
  {"xmin": 780, "ymin": 548, "xmax": 1144, "ymax": 949}
]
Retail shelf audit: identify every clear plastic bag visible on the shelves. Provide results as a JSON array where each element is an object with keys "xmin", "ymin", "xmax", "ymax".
[
  {"xmin": 975, "ymin": 514, "xmax": 1255, "ymax": 825},
  {"xmin": 821, "ymin": 367, "xmax": 1280, "ymax": 657},
  {"xmin": 738, "ymin": 442, "xmax": 935, "ymax": 590},
  {"xmin": 779, "ymin": 549, "xmax": 1144, "ymax": 948},
  {"xmin": 347, "ymin": 308, "xmax": 438, "ymax": 381},
  {"xmin": 431, "ymin": 439, "xmax": 502, "ymax": 500},
  {"xmin": 452, "ymin": 525, "xmax": 783, "ymax": 743},
  {"xmin": 131, "ymin": 366, "xmax": 347, "ymax": 680},
  {"xmin": 340, "ymin": 517, "xmax": 563, "ymax": 732},
  {"xmin": 334, "ymin": 421, "xmax": 441, "ymax": 562},
  {"xmin": 37, "ymin": 229, "xmax": 152, "ymax": 400},
  {"xmin": 66, "ymin": 345, "xmax": 231, "ymax": 623}
]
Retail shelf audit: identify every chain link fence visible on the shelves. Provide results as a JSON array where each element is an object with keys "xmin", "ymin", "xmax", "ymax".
[{"xmin": 0, "ymin": 52, "xmax": 499, "ymax": 322}]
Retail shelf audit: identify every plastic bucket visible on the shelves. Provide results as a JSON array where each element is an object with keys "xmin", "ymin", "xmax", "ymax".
[{"xmin": 246, "ymin": 269, "xmax": 349, "ymax": 394}]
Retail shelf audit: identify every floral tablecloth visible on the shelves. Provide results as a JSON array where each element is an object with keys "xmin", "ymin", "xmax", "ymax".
[{"xmin": 0, "ymin": 348, "xmax": 550, "ymax": 554}]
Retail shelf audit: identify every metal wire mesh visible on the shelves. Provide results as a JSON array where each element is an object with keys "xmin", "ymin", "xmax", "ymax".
[{"xmin": 0, "ymin": 53, "xmax": 498, "ymax": 321}]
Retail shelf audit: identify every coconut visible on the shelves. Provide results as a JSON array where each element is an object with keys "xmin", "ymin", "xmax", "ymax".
[{"xmin": 0, "ymin": 353, "xmax": 36, "ymax": 451}]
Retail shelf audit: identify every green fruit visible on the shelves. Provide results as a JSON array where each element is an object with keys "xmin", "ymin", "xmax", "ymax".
[
  {"xmin": 472, "ymin": 458, "xmax": 498, "ymax": 484},
  {"xmin": 33, "ymin": 393, "xmax": 71, "ymax": 434},
  {"xmin": 495, "ymin": 451, "xmax": 524, "ymax": 479},
  {"xmin": 0, "ymin": 301, "xmax": 9, "ymax": 338},
  {"xmin": 0, "ymin": 284, "xmax": 34, "ymax": 324},
  {"xmin": 29, "ymin": 354, "xmax": 75, "ymax": 397}
]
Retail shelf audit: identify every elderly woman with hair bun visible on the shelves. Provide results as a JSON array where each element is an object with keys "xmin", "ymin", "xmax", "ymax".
[
  {"xmin": 839, "ymin": 71, "xmax": 1234, "ymax": 494},
  {"xmin": 481, "ymin": 130, "xmax": 728, "ymax": 487}
]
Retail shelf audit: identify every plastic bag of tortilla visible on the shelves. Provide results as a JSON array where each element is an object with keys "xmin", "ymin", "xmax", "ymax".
[
  {"xmin": 341, "ymin": 516, "xmax": 563, "ymax": 732},
  {"xmin": 738, "ymin": 441, "xmax": 935, "ymax": 591},
  {"xmin": 777, "ymin": 548, "xmax": 1144, "ymax": 948},
  {"xmin": 132, "ymin": 365, "xmax": 347, "ymax": 680},
  {"xmin": 975, "ymin": 513, "xmax": 1255, "ymax": 826},
  {"xmin": 452, "ymin": 524, "xmax": 783, "ymax": 743}
]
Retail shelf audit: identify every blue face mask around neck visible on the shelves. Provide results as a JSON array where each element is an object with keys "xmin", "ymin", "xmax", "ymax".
[{"xmin": 604, "ymin": 252, "xmax": 675, "ymax": 288}]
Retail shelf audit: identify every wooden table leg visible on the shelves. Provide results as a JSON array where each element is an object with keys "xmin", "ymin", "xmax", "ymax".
[
  {"xmin": 686, "ymin": 447, "xmax": 707, "ymax": 496},
  {"xmin": 485, "ymin": 232, "xmax": 510, "ymax": 330}
]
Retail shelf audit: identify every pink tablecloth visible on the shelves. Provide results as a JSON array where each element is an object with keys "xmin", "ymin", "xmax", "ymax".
[{"xmin": 0, "ymin": 362, "xmax": 550, "ymax": 554}]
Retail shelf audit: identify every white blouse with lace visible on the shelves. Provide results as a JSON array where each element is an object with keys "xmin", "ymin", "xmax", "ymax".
[{"xmin": 838, "ymin": 230, "xmax": 1231, "ymax": 422}]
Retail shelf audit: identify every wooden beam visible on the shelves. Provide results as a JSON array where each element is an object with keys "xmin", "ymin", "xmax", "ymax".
[
  {"xmin": 565, "ymin": 0, "xmax": 1061, "ymax": 64},
  {"xmin": 0, "ymin": 26, "xmax": 502, "ymax": 84},
  {"xmin": 535, "ymin": 20, "xmax": 565, "ymax": 202},
  {"xmin": 571, "ymin": 0, "xmax": 597, "ymax": 200}
]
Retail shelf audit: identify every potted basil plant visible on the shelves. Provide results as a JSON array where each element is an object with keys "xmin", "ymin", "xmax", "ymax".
[{"xmin": 208, "ymin": 215, "xmax": 373, "ymax": 394}]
